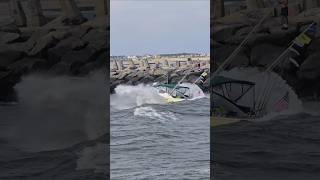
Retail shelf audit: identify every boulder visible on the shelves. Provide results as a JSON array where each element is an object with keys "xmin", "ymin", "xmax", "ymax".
[
  {"xmin": 308, "ymin": 38, "xmax": 320, "ymax": 52},
  {"xmin": 60, "ymin": 36, "xmax": 87, "ymax": 50},
  {"xmin": 47, "ymin": 35, "xmax": 87, "ymax": 65},
  {"xmin": 250, "ymin": 43, "xmax": 285, "ymax": 67},
  {"xmin": 267, "ymin": 25, "xmax": 297, "ymax": 45},
  {"xmin": 82, "ymin": 29, "xmax": 107, "ymax": 50},
  {"xmin": 70, "ymin": 26, "xmax": 93, "ymax": 38},
  {"xmin": 0, "ymin": 46, "xmax": 23, "ymax": 68},
  {"xmin": 56, "ymin": 47, "xmax": 101, "ymax": 74},
  {"xmin": 0, "ymin": 21, "xmax": 20, "ymax": 33},
  {"xmin": 28, "ymin": 32, "xmax": 59, "ymax": 56},
  {"xmin": 298, "ymin": 52, "xmax": 320, "ymax": 80},
  {"xmin": 0, "ymin": 70, "xmax": 21, "ymax": 97},
  {"xmin": 126, "ymin": 59, "xmax": 136, "ymax": 70},
  {"xmin": 9, "ymin": 0, "xmax": 27, "ymax": 26},
  {"xmin": 7, "ymin": 57, "xmax": 46, "ymax": 74},
  {"xmin": 0, "ymin": 32, "xmax": 20, "ymax": 44},
  {"xmin": 213, "ymin": 24, "xmax": 244, "ymax": 42},
  {"xmin": 234, "ymin": 26, "xmax": 253, "ymax": 36},
  {"xmin": 43, "ymin": 16, "xmax": 87, "ymax": 29},
  {"xmin": 51, "ymin": 30, "xmax": 70, "ymax": 41},
  {"xmin": 26, "ymin": 0, "xmax": 47, "ymax": 27},
  {"xmin": 76, "ymin": 51, "xmax": 107, "ymax": 75},
  {"xmin": 228, "ymin": 53, "xmax": 250, "ymax": 68},
  {"xmin": 24, "ymin": 28, "xmax": 54, "ymax": 52},
  {"xmin": 213, "ymin": 45, "xmax": 237, "ymax": 65},
  {"xmin": 48, "ymin": 61, "xmax": 70, "ymax": 75}
]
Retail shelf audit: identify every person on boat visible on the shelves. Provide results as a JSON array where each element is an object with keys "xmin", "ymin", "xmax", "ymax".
[{"xmin": 279, "ymin": 0, "xmax": 288, "ymax": 30}]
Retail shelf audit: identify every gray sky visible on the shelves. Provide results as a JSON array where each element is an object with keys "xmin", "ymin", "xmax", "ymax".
[{"xmin": 110, "ymin": 0, "xmax": 210, "ymax": 56}]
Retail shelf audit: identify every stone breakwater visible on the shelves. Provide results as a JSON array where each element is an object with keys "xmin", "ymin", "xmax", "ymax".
[
  {"xmin": 0, "ymin": 0, "xmax": 109, "ymax": 101},
  {"xmin": 0, "ymin": 22, "xmax": 108, "ymax": 101},
  {"xmin": 212, "ymin": 8, "xmax": 320, "ymax": 99},
  {"xmin": 110, "ymin": 58, "xmax": 210, "ymax": 94}
]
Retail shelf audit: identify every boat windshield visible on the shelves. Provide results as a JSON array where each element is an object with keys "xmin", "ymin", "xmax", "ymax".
[
  {"xmin": 212, "ymin": 76, "xmax": 256, "ymax": 115},
  {"xmin": 155, "ymin": 84, "xmax": 191, "ymax": 98},
  {"xmin": 173, "ymin": 87, "xmax": 190, "ymax": 98}
]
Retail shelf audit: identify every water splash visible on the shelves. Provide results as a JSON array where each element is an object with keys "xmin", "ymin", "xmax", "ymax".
[
  {"xmin": 111, "ymin": 84, "xmax": 165, "ymax": 110},
  {"xmin": 111, "ymin": 83, "xmax": 206, "ymax": 111},
  {"xmin": 8, "ymin": 71, "xmax": 108, "ymax": 152}
]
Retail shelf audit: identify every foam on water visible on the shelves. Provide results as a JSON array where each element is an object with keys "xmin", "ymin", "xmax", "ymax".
[
  {"xmin": 134, "ymin": 106, "xmax": 178, "ymax": 122},
  {"xmin": 111, "ymin": 83, "xmax": 206, "ymax": 110},
  {"xmin": 111, "ymin": 98, "xmax": 210, "ymax": 179}
]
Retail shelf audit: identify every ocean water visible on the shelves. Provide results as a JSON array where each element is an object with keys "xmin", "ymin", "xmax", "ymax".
[
  {"xmin": 0, "ymin": 71, "xmax": 109, "ymax": 179},
  {"xmin": 212, "ymin": 67, "xmax": 320, "ymax": 180},
  {"xmin": 212, "ymin": 112, "xmax": 320, "ymax": 180},
  {"xmin": 111, "ymin": 85, "xmax": 210, "ymax": 180}
]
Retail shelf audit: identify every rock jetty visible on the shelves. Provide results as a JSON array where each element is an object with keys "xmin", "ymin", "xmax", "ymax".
[
  {"xmin": 110, "ymin": 56, "xmax": 210, "ymax": 93},
  {"xmin": 0, "ymin": 0, "xmax": 109, "ymax": 101}
]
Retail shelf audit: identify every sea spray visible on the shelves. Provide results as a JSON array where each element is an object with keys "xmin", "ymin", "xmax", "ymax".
[
  {"xmin": 111, "ymin": 83, "xmax": 206, "ymax": 110},
  {"xmin": 111, "ymin": 84, "xmax": 166, "ymax": 110},
  {"xmin": 9, "ymin": 71, "xmax": 108, "ymax": 152}
]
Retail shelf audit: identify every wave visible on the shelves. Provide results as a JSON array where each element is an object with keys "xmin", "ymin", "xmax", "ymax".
[
  {"xmin": 8, "ymin": 71, "xmax": 108, "ymax": 152},
  {"xmin": 111, "ymin": 83, "xmax": 206, "ymax": 110},
  {"xmin": 111, "ymin": 84, "xmax": 166, "ymax": 110},
  {"xmin": 134, "ymin": 106, "xmax": 178, "ymax": 123}
]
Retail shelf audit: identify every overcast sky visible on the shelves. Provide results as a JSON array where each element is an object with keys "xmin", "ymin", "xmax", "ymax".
[{"xmin": 110, "ymin": 0, "xmax": 210, "ymax": 56}]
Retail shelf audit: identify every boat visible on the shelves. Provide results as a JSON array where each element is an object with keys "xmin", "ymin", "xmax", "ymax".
[
  {"xmin": 211, "ymin": 75, "xmax": 257, "ymax": 117},
  {"xmin": 211, "ymin": 18, "xmax": 318, "ymax": 126},
  {"xmin": 153, "ymin": 82, "xmax": 205, "ymax": 103},
  {"xmin": 152, "ymin": 71, "xmax": 208, "ymax": 103}
]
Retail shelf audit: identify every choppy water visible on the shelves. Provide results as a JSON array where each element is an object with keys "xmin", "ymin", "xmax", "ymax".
[
  {"xmin": 212, "ymin": 67, "xmax": 320, "ymax": 180},
  {"xmin": 111, "ymin": 85, "xmax": 210, "ymax": 180},
  {"xmin": 212, "ymin": 112, "xmax": 320, "ymax": 180},
  {"xmin": 0, "ymin": 71, "xmax": 109, "ymax": 179}
]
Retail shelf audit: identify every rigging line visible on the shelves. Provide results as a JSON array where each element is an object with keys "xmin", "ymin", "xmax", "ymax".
[
  {"xmin": 256, "ymin": 72, "xmax": 273, "ymax": 114},
  {"xmin": 255, "ymin": 23, "xmax": 315, "ymax": 113},
  {"xmin": 212, "ymin": 10, "xmax": 272, "ymax": 78},
  {"xmin": 193, "ymin": 70, "xmax": 207, "ymax": 85},
  {"xmin": 265, "ymin": 22, "xmax": 316, "ymax": 72},
  {"xmin": 260, "ymin": 74, "xmax": 277, "ymax": 114},
  {"xmin": 169, "ymin": 69, "xmax": 191, "ymax": 96},
  {"xmin": 255, "ymin": 74, "xmax": 270, "ymax": 113},
  {"xmin": 153, "ymin": 70, "xmax": 170, "ymax": 82}
]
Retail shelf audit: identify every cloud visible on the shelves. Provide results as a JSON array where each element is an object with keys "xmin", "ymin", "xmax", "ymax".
[{"xmin": 110, "ymin": 0, "xmax": 209, "ymax": 55}]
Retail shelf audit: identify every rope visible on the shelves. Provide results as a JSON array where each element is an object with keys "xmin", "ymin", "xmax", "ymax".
[
  {"xmin": 169, "ymin": 70, "xmax": 191, "ymax": 96},
  {"xmin": 266, "ymin": 22, "xmax": 316, "ymax": 72},
  {"xmin": 254, "ymin": 22, "xmax": 316, "ymax": 114},
  {"xmin": 212, "ymin": 10, "xmax": 271, "ymax": 78}
]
